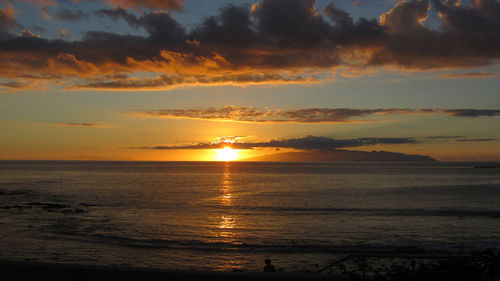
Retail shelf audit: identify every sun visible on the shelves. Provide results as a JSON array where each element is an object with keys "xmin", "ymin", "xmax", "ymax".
[{"xmin": 215, "ymin": 147, "xmax": 238, "ymax": 161}]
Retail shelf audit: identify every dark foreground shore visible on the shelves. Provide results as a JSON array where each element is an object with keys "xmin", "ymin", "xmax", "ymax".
[
  {"xmin": 0, "ymin": 261, "xmax": 347, "ymax": 281},
  {"xmin": 2, "ymin": 251, "xmax": 499, "ymax": 281}
]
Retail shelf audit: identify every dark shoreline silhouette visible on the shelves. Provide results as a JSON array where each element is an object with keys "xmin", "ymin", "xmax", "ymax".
[{"xmin": 474, "ymin": 165, "xmax": 500, "ymax": 169}]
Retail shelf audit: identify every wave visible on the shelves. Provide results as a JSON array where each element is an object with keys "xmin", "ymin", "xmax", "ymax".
[
  {"xmin": 241, "ymin": 206, "xmax": 500, "ymax": 218},
  {"xmin": 52, "ymin": 231, "xmax": 434, "ymax": 254},
  {"xmin": 51, "ymin": 231, "xmax": 500, "ymax": 255}
]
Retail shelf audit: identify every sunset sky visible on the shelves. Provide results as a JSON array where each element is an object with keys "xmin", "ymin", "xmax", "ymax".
[{"xmin": 0, "ymin": 0, "xmax": 499, "ymax": 161}]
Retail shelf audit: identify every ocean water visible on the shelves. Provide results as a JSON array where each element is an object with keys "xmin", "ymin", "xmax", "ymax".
[{"xmin": 0, "ymin": 161, "xmax": 499, "ymax": 272}]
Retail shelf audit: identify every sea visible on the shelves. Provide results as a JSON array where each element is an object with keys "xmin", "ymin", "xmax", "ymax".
[{"xmin": 0, "ymin": 161, "xmax": 499, "ymax": 272}]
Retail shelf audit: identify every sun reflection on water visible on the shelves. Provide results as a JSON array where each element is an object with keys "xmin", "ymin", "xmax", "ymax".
[
  {"xmin": 217, "ymin": 164, "xmax": 236, "ymax": 241},
  {"xmin": 220, "ymin": 167, "xmax": 233, "ymax": 207},
  {"xmin": 218, "ymin": 216, "xmax": 235, "ymax": 232}
]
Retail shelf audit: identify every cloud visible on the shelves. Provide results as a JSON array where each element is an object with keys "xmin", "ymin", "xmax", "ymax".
[
  {"xmin": 190, "ymin": 4, "xmax": 256, "ymax": 48},
  {"xmin": 39, "ymin": 7, "xmax": 91, "ymax": 21},
  {"xmin": 19, "ymin": 0, "xmax": 57, "ymax": 7},
  {"xmin": 323, "ymin": 3, "xmax": 354, "ymax": 28},
  {"xmin": 94, "ymin": 7, "xmax": 141, "ymax": 26},
  {"xmin": 105, "ymin": 0, "xmax": 184, "ymax": 11},
  {"xmin": 19, "ymin": 29, "xmax": 41, "ymax": 38},
  {"xmin": 132, "ymin": 106, "xmax": 394, "ymax": 122},
  {"xmin": 54, "ymin": 122, "xmax": 110, "ymax": 128},
  {"xmin": 72, "ymin": 73, "xmax": 314, "ymax": 90},
  {"xmin": 369, "ymin": 0, "xmax": 500, "ymax": 69},
  {"xmin": 438, "ymin": 109, "xmax": 500, "ymax": 117},
  {"xmin": 380, "ymin": 0, "xmax": 430, "ymax": 35},
  {"xmin": 59, "ymin": 29, "xmax": 71, "ymax": 38},
  {"xmin": 455, "ymin": 138, "xmax": 497, "ymax": 142},
  {"xmin": 253, "ymin": 0, "xmax": 333, "ymax": 48},
  {"xmin": 25, "ymin": 0, "xmax": 184, "ymax": 11},
  {"xmin": 0, "ymin": 4, "xmax": 15, "ymax": 36},
  {"xmin": 442, "ymin": 72, "xmax": 500, "ymax": 79},
  {"xmin": 0, "ymin": 79, "xmax": 46, "ymax": 92},
  {"xmin": 31, "ymin": 25, "xmax": 46, "ymax": 33},
  {"xmin": 40, "ymin": 6, "xmax": 52, "ymax": 20},
  {"xmin": 0, "ymin": 80, "xmax": 37, "ymax": 89},
  {"xmin": 425, "ymin": 135, "xmax": 465, "ymax": 139},
  {"xmin": 2, "ymin": 0, "xmax": 500, "ymax": 91},
  {"xmin": 131, "ymin": 105, "xmax": 500, "ymax": 123},
  {"xmin": 54, "ymin": 9, "xmax": 90, "ymax": 21},
  {"xmin": 130, "ymin": 135, "xmax": 418, "ymax": 151}
]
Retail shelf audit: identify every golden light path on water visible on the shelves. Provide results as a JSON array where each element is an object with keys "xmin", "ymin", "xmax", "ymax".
[
  {"xmin": 218, "ymin": 164, "xmax": 235, "ymax": 238},
  {"xmin": 215, "ymin": 163, "xmax": 243, "ymax": 270}
]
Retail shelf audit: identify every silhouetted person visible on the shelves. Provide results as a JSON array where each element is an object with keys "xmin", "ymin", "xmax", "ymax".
[{"xmin": 263, "ymin": 259, "xmax": 276, "ymax": 272}]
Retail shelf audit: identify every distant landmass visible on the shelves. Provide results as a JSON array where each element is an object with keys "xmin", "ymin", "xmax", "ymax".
[{"xmin": 244, "ymin": 149, "xmax": 436, "ymax": 162}]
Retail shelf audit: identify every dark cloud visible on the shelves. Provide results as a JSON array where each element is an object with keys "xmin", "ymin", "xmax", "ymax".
[
  {"xmin": 0, "ymin": 80, "xmax": 30, "ymax": 89},
  {"xmin": 133, "ymin": 106, "xmax": 397, "ymax": 122},
  {"xmin": 31, "ymin": 25, "xmax": 46, "ymax": 33},
  {"xmin": 323, "ymin": 3, "xmax": 354, "ymax": 28},
  {"xmin": 54, "ymin": 9, "xmax": 90, "ymax": 21},
  {"xmin": 94, "ymin": 7, "xmax": 140, "ymax": 26},
  {"xmin": 131, "ymin": 135, "xmax": 418, "ymax": 151},
  {"xmin": 72, "ymin": 73, "xmax": 311, "ymax": 90},
  {"xmin": 425, "ymin": 135, "xmax": 465, "ymax": 139},
  {"xmin": 190, "ymin": 4, "xmax": 256, "ymax": 47},
  {"xmin": 273, "ymin": 108, "xmax": 400, "ymax": 122},
  {"xmin": 2, "ymin": 0, "xmax": 500, "ymax": 90},
  {"xmin": 438, "ymin": 109, "xmax": 500, "ymax": 117},
  {"xmin": 368, "ymin": 0, "xmax": 500, "ymax": 69},
  {"xmin": 433, "ymin": 0, "xmax": 500, "ymax": 45},
  {"xmin": 253, "ymin": 0, "xmax": 332, "ymax": 48},
  {"xmin": 132, "ymin": 106, "xmax": 500, "ymax": 123},
  {"xmin": 95, "ymin": 8, "xmax": 186, "ymax": 43},
  {"xmin": 141, "ymin": 12, "xmax": 186, "ymax": 43},
  {"xmin": 54, "ymin": 122, "xmax": 109, "ymax": 128},
  {"xmin": 455, "ymin": 138, "xmax": 497, "ymax": 142},
  {"xmin": 380, "ymin": 0, "xmax": 430, "ymax": 35},
  {"xmin": 0, "ymin": 79, "xmax": 42, "ymax": 91}
]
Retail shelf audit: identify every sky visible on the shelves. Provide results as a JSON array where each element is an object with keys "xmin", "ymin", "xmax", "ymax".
[{"xmin": 0, "ymin": 0, "xmax": 499, "ymax": 161}]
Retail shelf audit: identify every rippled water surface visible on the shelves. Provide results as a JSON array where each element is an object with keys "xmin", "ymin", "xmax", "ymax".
[{"xmin": 0, "ymin": 161, "xmax": 499, "ymax": 271}]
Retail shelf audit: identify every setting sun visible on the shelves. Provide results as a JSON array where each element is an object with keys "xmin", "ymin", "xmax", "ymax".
[{"xmin": 215, "ymin": 147, "xmax": 238, "ymax": 161}]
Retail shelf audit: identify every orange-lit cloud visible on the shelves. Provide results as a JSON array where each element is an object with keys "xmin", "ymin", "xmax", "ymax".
[
  {"xmin": 106, "ymin": 0, "xmax": 184, "ymax": 11},
  {"xmin": 72, "ymin": 73, "xmax": 315, "ymax": 91},
  {"xmin": 2, "ymin": 0, "xmax": 500, "ymax": 91},
  {"xmin": 26, "ymin": 0, "xmax": 183, "ymax": 10},
  {"xmin": 131, "ymin": 105, "xmax": 500, "ymax": 123},
  {"xmin": 0, "ymin": 3, "xmax": 15, "ymax": 36},
  {"xmin": 442, "ymin": 72, "xmax": 500, "ymax": 79}
]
